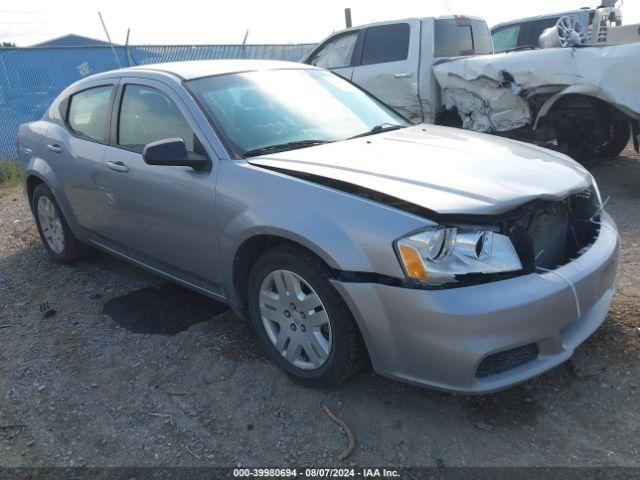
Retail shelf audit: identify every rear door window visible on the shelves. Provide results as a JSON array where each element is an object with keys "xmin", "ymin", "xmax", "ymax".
[
  {"xmin": 361, "ymin": 23, "xmax": 410, "ymax": 65},
  {"xmin": 67, "ymin": 85, "xmax": 113, "ymax": 142},
  {"xmin": 308, "ymin": 32, "xmax": 359, "ymax": 69}
]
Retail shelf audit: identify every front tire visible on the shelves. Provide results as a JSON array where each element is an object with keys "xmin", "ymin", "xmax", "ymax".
[
  {"xmin": 247, "ymin": 244, "xmax": 364, "ymax": 386},
  {"xmin": 598, "ymin": 120, "xmax": 630, "ymax": 158},
  {"xmin": 32, "ymin": 184, "xmax": 91, "ymax": 264}
]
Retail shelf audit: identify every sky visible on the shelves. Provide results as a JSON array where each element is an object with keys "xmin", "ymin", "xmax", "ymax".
[{"xmin": 1, "ymin": 0, "xmax": 639, "ymax": 46}]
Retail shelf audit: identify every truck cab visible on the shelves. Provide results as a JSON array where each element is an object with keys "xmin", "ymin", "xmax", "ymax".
[
  {"xmin": 491, "ymin": 5, "xmax": 624, "ymax": 52},
  {"xmin": 301, "ymin": 16, "xmax": 493, "ymax": 123}
]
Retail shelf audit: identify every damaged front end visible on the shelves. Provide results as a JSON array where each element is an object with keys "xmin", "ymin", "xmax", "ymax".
[
  {"xmin": 256, "ymin": 164, "xmax": 602, "ymax": 289},
  {"xmin": 406, "ymin": 185, "xmax": 603, "ymax": 287},
  {"xmin": 433, "ymin": 43, "xmax": 640, "ymax": 157}
]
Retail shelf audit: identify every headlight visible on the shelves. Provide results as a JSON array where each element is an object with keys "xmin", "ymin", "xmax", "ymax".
[{"xmin": 396, "ymin": 226, "xmax": 522, "ymax": 285}]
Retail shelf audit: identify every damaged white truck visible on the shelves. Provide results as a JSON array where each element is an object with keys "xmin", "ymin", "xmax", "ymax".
[{"xmin": 302, "ymin": 15, "xmax": 640, "ymax": 159}]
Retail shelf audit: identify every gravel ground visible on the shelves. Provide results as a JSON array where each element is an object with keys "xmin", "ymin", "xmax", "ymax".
[{"xmin": 0, "ymin": 146, "xmax": 639, "ymax": 468}]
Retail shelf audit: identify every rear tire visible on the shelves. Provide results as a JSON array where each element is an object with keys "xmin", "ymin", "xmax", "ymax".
[
  {"xmin": 32, "ymin": 184, "xmax": 91, "ymax": 264},
  {"xmin": 247, "ymin": 244, "xmax": 364, "ymax": 386}
]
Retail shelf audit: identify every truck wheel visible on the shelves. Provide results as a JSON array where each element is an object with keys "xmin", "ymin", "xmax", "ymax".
[
  {"xmin": 247, "ymin": 244, "xmax": 365, "ymax": 386},
  {"xmin": 598, "ymin": 120, "xmax": 630, "ymax": 158},
  {"xmin": 32, "ymin": 184, "xmax": 91, "ymax": 264},
  {"xmin": 557, "ymin": 137, "xmax": 593, "ymax": 160}
]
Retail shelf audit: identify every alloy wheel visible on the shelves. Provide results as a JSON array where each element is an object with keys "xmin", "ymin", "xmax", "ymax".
[
  {"xmin": 37, "ymin": 196, "xmax": 65, "ymax": 254},
  {"xmin": 259, "ymin": 269, "xmax": 332, "ymax": 370}
]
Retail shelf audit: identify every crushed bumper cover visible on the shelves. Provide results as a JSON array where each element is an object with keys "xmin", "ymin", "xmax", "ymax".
[{"xmin": 333, "ymin": 213, "xmax": 619, "ymax": 394}]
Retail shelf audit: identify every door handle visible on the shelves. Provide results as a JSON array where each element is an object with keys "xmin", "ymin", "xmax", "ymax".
[
  {"xmin": 394, "ymin": 72, "xmax": 412, "ymax": 78},
  {"xmin": 105, "ymin": 160, "xmax": 129, "ymax": 173},
  {"xmin": 46, "ymin": 144, "xmax": 63, "ymax": 154}
]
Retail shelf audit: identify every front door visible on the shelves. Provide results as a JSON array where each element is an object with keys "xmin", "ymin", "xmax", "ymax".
[{"xmin": 101, "ymin": 78, "xmax": 221, "ymax": 293}]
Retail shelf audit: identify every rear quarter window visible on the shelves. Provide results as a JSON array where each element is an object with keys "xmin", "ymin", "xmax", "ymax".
[{"xmin": 67, "ymin": 85, "xmax": 113, "ymax": 142}]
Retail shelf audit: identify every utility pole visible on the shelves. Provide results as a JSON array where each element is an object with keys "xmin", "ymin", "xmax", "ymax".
[
  {"xmin": 344, "ymin": 8, "xmax": 352, "ymax": 28},
  {"xmin": 124, "ymin": 28, "xmax": 134, "ymax": 67},
  {"xmin": 98, "ymin": 11, "xmax": 122, "ymax": 68}
]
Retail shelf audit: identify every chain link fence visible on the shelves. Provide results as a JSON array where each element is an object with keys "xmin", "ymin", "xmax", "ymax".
[{"xmin": 0, "ymin": 43, "xmax": 316, "ymax": 160}]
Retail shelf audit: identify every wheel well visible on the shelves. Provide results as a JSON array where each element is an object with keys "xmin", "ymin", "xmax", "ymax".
[
  {"xmin": 26, "ymin": 175, "xmax": 44, "ymax": 209},
  {"xmin": 232, "ymin": 235, "xmax": 326, "ymax": 319},
  {"xmin": 536, "ymin": 93, "xmax": 629, "ymax": 128}
]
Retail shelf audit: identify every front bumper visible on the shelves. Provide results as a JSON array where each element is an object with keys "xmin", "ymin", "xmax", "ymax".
[{"xmin": 333, "ymin": 213, "xmax": 619, "ymax": 394}]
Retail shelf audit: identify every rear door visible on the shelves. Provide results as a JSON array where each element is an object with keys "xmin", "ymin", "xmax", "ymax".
[
  {"xmin": 100, "ymin": 78, "xmax": 221, "ymax": 292},
  {"xmin": 350, "ymin": 20, "xmax": 422, "ymax": 122},
  {"xmin": 304, "ymin": 30, "xmax": 361, "ymax": 80},
  {"xmin": 45, "ymin": 81, "xmax": 117, "ymax": 235}
]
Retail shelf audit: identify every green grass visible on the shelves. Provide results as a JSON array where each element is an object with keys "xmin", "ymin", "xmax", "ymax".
[{"xmin": 0, "ymin": 160, "xmax": 21, "ymax": 187}]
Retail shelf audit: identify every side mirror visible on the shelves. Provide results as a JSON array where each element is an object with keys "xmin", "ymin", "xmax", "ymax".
[{"xmin": 142, "ymin": 138, "xmax": 210, "ymax": 171}]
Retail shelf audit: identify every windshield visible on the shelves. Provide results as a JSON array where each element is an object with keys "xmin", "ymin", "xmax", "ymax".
[{"xmin": 187, "ymin": 69, "xmax": 408, "ymax": 157}]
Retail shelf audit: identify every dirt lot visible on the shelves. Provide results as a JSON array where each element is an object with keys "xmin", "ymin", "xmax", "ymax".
[{"xmin": 0, "ymin": 147, "xmax": 639, "ymax": 468}]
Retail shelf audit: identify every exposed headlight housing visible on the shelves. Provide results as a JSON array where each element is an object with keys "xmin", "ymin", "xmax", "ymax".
[{"xmin": 396, "ymin": 226, "xmax": 523, "ymax": 285}]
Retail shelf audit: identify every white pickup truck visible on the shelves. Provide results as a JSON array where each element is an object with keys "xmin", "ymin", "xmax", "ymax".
[{"xmin": 302, "ymin": 15, "xmax": 640, "ymax": 159}]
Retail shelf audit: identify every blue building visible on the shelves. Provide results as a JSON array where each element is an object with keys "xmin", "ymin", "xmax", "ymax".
[{"xmin": 31, "ymin": 34, "xmax": 113, "ymax": 48}]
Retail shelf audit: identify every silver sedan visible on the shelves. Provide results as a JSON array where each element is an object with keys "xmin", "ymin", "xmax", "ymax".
[{"xmin": 16, "ymin": 60, "xmax": 619, "ymax": 393}]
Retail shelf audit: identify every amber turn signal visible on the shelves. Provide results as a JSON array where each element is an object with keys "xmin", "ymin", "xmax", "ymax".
[{"xmin": 398, "ymin": 244, "xmax": 428, "ymax": 280}]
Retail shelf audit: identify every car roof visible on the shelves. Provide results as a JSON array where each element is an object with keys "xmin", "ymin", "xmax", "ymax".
[
  {"xmin": 491, "ymin": 9, "xmax": 591, "ymax": 30},
  {"xmin": 323, "ymin": 15, "xmax": 485, "ymax": 34},
  {"xmin": 108, "ymin": 59, "xmax": 316, "ymax": 81}
]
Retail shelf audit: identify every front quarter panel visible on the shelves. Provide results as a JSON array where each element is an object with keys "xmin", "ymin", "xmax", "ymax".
[{"xmin": 217, "ymin": 161, "xmax": 433, "ymax": 307}]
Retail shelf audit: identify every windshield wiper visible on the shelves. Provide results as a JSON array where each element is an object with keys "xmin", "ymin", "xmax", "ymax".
[
  {"xmin": 347, "ymin": 123, "xmax": 406, "ymax": 140},
  {"xmin": 242, "ymin": 140, "xmax": 331, "ymax": 158}
]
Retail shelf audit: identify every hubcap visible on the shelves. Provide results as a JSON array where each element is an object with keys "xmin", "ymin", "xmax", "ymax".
[
  {"xmin": 259, "ymin": 269, "xmax": 332, "ymax": 370},
  {"xmin": 37, "ymin": 196, "xmax": 65, "ymax": 254}
]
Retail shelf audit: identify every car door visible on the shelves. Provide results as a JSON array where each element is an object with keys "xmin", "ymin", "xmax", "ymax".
[
  {"xmin": 350, "ymin": 20, "xmax": 422, "ymax": 122},
  {"xmin": 101, "ymin": 77, "xmax": 221, "ymax": 293},
  {"xmin": 45, "ymin": 81, "xmax": 117, "ymax": 235},
  {"xmin": 305, "ymin": 30, "xmax": 361, "ymax": 80}
]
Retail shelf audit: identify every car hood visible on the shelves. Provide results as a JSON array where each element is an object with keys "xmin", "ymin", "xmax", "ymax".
[{"xmin": 248, "ymin": 124, "xmax": 592, "ymax": 215}]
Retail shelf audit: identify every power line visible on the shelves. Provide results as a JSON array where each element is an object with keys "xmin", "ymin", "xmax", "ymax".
[
  {"xmin": 0, "ymin": 10, "xmax": 49, "ymax": 14},
  {"xmin": 0, "ymin": 33, "xmax": 49, "ymax": 36}
]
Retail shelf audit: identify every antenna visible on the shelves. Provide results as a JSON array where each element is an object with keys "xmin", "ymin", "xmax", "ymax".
[
  {"xmin": 98, "ymin": 11, "xmax": 122, "ymax": 68},
  {"xmin": 242, "ymin": 30, "xmax": 249, "ymax": 45}
]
